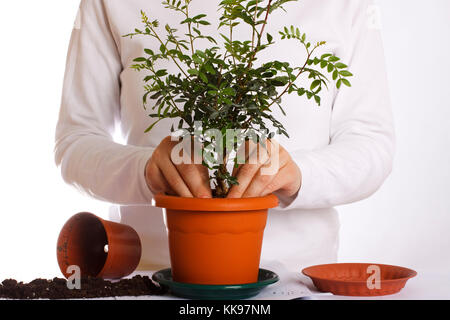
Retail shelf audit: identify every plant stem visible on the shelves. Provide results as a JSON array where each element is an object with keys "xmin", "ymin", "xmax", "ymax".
[
  {"xmin": 266, "ymin": 46, "xmax": 318, "ymax": 110},
  {"xmin": 185, "ymin": 1, "xmax": 195, "ymax": 56},
  {"xmin": 216, "ymin": 165, "xmax": 229, "ymax": 197},
  {"xmin": 248, "ymin": 0, "xmax": 272, "ymax": 69},
  {"xmin": 230, "ymin": 20, "xmax": 237, "ymax": 66},
  {"xmin": 148, "ymin": 62, "xmax": 184, "ymax": 113},
  {"xmin": 233, "ymin": 0, "xmax": 272, "ymax": 105},
  {"xmin": 251, "ymin": 0, "xmax": 259, "ymax": 50},
  {"xmin": 216, "ymin": 149, "xmax": 230, "ymax": 197},
  {"xmin": 145, "ymin": 23, "xmax": 190, "ymax": 79}
]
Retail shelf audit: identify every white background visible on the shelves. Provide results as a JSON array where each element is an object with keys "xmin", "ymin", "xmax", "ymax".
[
  {"xmin": 0, "ymin": 0, "xmax": 448, "ymax": 282},
  {"xmin": 338, "ymin": 0, "xmax": 450, "ymax": 277}
]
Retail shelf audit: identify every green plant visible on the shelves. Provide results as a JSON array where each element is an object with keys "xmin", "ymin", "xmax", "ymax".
[{"xmin": 124, "ymin": 0, "xmax": 352, "ymax": 197}]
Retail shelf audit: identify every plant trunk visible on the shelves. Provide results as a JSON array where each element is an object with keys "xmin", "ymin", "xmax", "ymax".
[{"xmin": 215, "ymin": 164, "xmax": 229, "ymax": 198}]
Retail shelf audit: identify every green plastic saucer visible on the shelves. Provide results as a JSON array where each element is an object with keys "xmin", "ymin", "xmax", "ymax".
[{"xmin": 152, "ymin": 268, "xmax": 279, "ymax": 300}]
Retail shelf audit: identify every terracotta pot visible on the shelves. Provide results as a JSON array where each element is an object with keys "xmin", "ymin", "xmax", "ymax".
[
  {"xmin": 57, "ymin": 212, "xmax": 142, "ymax": 279},
  {"xmin": 154, "ymin": 194, "xmax": 279, "ymax": 285}
]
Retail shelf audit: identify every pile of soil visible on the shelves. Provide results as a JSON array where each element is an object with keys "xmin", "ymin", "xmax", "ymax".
[{"xmin": 0, "ymin": 275, "xmax": 167, "ymax": 299}]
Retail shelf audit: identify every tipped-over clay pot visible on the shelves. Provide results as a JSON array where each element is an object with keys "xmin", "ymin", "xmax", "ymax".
[
  {"xmin": 57, "ymin": 212, "xmax": 142, "ymax": 279},
  {"xmin": 154, "ymin": 194, "xmax": 279, "ymax": 285}
]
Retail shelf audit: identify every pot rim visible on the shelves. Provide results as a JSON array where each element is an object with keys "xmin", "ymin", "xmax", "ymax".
[{"xmin": 154, "ymin": 193, "xmax": 279, "ymax": 212}]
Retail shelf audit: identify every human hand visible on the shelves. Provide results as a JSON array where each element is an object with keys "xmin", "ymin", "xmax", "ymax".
[
  {"xmin": 144, "ymin": 136, "xmax": 212, "ymax": 198},
  {"xmin": 227, "ymin": 140, "xmax": 302, "ymax": 199}
]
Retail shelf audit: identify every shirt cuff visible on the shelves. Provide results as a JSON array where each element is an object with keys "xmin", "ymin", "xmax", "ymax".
[{"xmin": 137, "ymin": 147, "xmax": 155, "ymax": 203}]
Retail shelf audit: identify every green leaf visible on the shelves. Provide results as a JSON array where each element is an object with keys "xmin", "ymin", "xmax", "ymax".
[
  {"xmin": 314, "ymin": 95, "xmax": 321, "ymax": 105},
  {"xmin": 297, "ymin": 88, "xmax": 306, "ymax": 96},
  {"xmin": 204, "ymin": 64, "xmax": 216, "ymax": 75},
  {"xmin": 222, "ymin": 88, "xmax": 236, "ymax": 96},
  {"xmin": 332, "ymin": 70, "xmax": 339, "ymax": 80},
  {"xmin": 143, "ymin": 92, "xmax": 150, "ymax": 105},
  {"xmin": 144, "ymin": 49, "xmax": 154, "ymax": 55},
  {"xmin": 223, "ymin": 98, "xmax": 233, "ymax": 105},
  {"xmin": 335, "ymin": 62, "xmax": 348, "ymax": 69},
  {"xmin": 193, "ymin": 27, "xmax": 201, "ymax": 35},
  {"xmin": 155, "ymin": 69, "xmax": 168, "ymax": 77},
  {"xmin": 341, "ymin": 78, "xmax": 351, "ymax": 87},
  {"xmin": 192, "ymin": 55, "xmax": 202, "ymax": 64},
  {"xmin": 195, "ymin": 50, "xmax": 207, "ymax": 59},
  {"xmin": 199, "ymin": 72, "xmax": 208, "ymax": 83},
  {"xmin": 327, "ymin": 64, "xmax": 334, "ymax": 73},
  {"xmin": 328, "ymin": 56, "xmax": 340, "ymax": 62},
  {"xmin": 193, "ymin": 14, "xmax": 207, "ymax": 20},
  {"xmin": 310, "ymin": 79, "xmax": 321, "ymax": 91},
  {"xmin": 144, "ymin": 119, "xmax": 162, "ymax": 133},
  {"xmin": 339, "ymin": 70, "xmax": 353, "ymax": 77}
]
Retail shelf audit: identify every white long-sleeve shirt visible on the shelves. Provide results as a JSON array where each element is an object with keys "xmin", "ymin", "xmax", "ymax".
[{"xmin": 55, "ymin": 0, "xmax": 394, "ymax": 271}]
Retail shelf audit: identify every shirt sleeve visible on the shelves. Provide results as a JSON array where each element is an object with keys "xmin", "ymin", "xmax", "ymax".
[
  {"xmin": 279, "ymin": 0, "xmax": 395, "ymax": 210},
  {"xmin": 54, "ymin": 0, "xmax": 154, "ymax": 205}
]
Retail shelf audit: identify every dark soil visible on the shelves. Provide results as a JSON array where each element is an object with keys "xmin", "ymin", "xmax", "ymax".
[{"xmin": 0, "ymin": 275, "xmax": 167, "ymax": 300}]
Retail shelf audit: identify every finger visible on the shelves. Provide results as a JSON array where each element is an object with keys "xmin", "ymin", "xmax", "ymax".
[
  {"xmin": 232, "ymin": 139, "xmax": 273, "ymax": 174},
  {"xmin": 242, "ymin": 148, "xmax": 289, "ymax": 198},
  {"xmin": 155, "ymin": 166, "xmax": 177, "ymax": 196},
  {"xmin": 242, "ymin": 165, "xmax": 279, "ymax": 198},
  {"xmin": 176, "ymin": 164, "xmax": 212, "ymax": 198},
  {"xmin": 228, "ymin": 142, "xmax": 270, "ymax": 198},
  {"xmin": 261, "ymin": 161, "xmax": 300, "ymax": 197},
  {"xmin": 170, "ymin": 136, "xmax": 211, "ymax": 198},
  {"xmin": 145, "ymin": 162, "xmax": 172, "ymax": 194},
  {"xmin": 158, "ymin": 158, "xmax": 193, "ymax": 198},
  {"xmin": 227, "ymin": 163, "xmax": 262, "ymax": 198}
]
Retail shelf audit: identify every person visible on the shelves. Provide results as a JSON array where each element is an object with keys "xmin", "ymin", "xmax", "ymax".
[{"xmin": 55, "ymin": 0, "xmax": 394, "ymax": 272}]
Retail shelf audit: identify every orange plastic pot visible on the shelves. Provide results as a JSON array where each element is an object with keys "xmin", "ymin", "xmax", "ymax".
[
  {"xmin": 57, "ymin": 212, "xmax": 142, "ymax": 280},
  {"xmin": 154, "ymin": 194, "xmax": 279, "ymax": 285}
]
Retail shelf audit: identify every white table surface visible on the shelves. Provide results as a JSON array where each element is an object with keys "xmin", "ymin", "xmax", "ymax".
[
  {"xmin": 126, "ymin": 264, "xmax": 450, "ymax": 300},
  {"xmin": 2, "ymin": 266, "xmax": 447, "ymax": 300}
]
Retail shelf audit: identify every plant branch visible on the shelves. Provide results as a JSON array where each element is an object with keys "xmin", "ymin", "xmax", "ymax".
[
  {"xmin": 267, "ymin": 46, "xmax": 318, "ymax": 110},
  {"xmin": 185, "ymin": 1, "xmax": 195, "ymax": 56},
  {"xmin": 251, "ymin": 0, "xmax": 259, "ymax": 50},
  {"xmin": 248, "ymin": 0, "xmax": 272, "ymax": 69},
  {"xmin": 142, "ymin": 13, "xmax": 190, "ymax": 79}
]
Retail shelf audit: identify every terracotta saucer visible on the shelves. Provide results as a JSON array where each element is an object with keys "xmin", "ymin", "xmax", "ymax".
[{"xmin": 302, "ymin": 263, "xmax": 417, "ymax": 296}]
